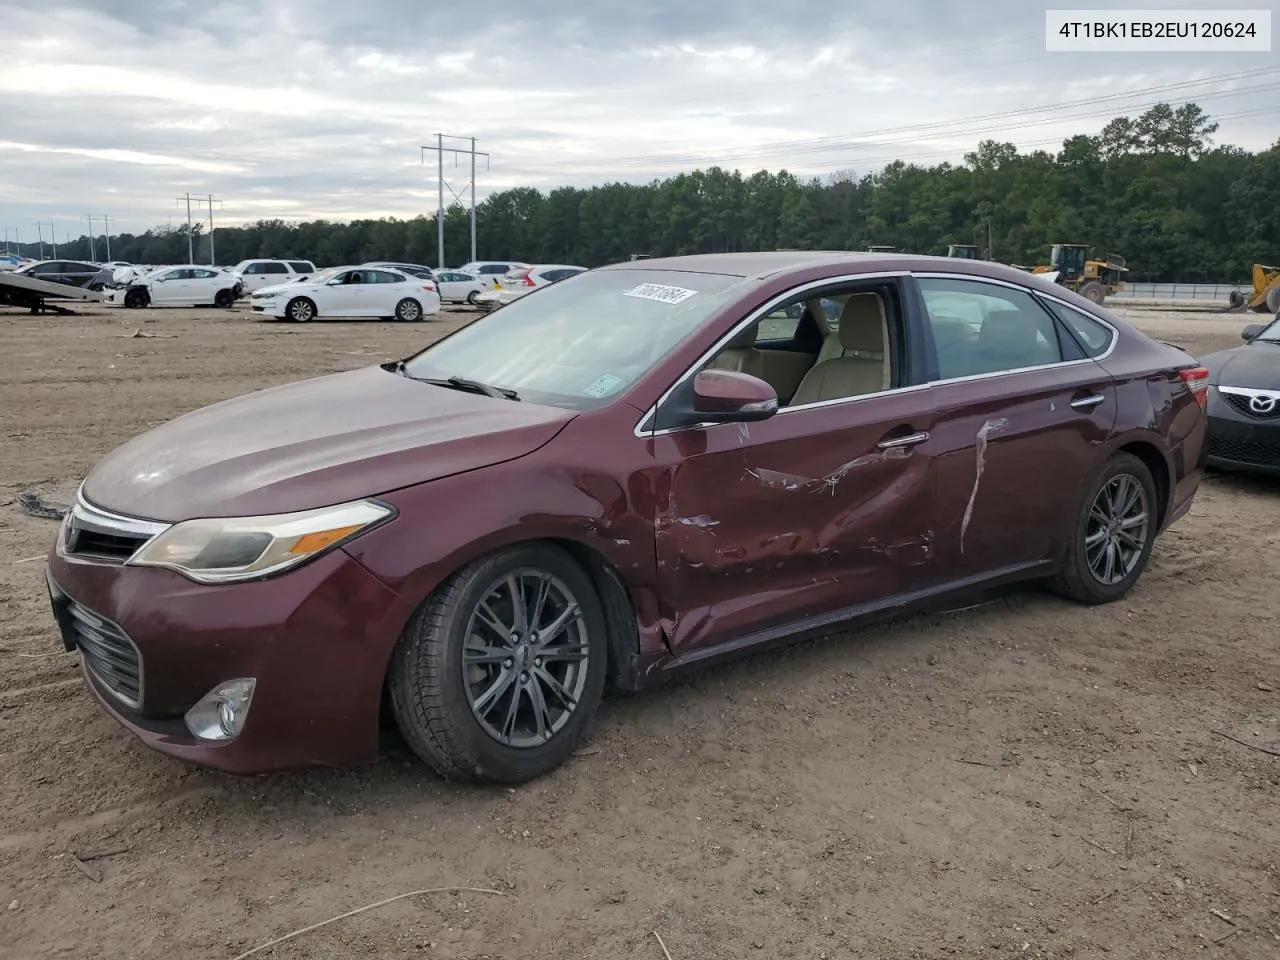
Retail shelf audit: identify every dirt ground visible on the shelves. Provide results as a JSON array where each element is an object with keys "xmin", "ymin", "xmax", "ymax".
[{"xmin": 1, "ymin": 301, "xmax": 1277, "ymax": 960}]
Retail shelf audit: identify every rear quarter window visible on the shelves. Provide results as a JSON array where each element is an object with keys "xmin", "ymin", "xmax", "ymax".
[{"xmin": 1043, "ymin": 299, "xmax": 1115, "ymax": 357}]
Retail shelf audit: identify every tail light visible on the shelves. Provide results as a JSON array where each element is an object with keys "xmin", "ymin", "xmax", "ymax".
[
  {"xmin": 522, "ymin": 274, "xmax": 536, "ymax": 286},
  {"xmin": 422, "ymin": 281, "xmax": 436, "ymax": 291},
  {"xmin": 1179, "ymin": 366, "xmax": 1209, "ymax": 408}
]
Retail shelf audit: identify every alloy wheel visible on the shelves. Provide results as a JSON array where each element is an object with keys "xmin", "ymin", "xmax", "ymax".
[
  {"xmin": 1084, "ymin": 473, "xmax": 1150, "ymax": 585},
  {"xmin": 462, "ymin": 569, "xmax": 589, "ymax": 748}
]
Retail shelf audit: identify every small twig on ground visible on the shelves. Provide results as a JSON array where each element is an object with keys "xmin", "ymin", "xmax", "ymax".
[
  {"xmin": 1048, "ymin": 856, "xmax": 1066, "ymax": 870},
  {"xmin": 953, "ymin": 758, "xmax": 998, "ymax": 768},
  {"xmin": 652, "ymin": 930, "xmax": 675, "ymax": 960},
  {"xmin": 1211, "ymin": 730, "xmax": 1280, "ymax": 758},
  {"xmin": 228, "ymin": 886, "xmax": 506, "ymax": 960},
  {"xmin": 1092, "ymin": 888, "xmax": 1118, "ymax": 904},
  {"xmin": 1210, "ymin": 909, "xmax": 1235, "ymax": 926},
  {"xmin": 1212, "ymin": 927, "xmax": 1244, "ymax": 945},
  {"xmin": 1081, "ymin": 783, "xmax": 1127, "ymax": 809},
  {"xmin": 17, "ymin": 652, "xmax": 59, "ymax": 659},
  {"xmin": 69, "ymin": 854, "xmax": 101, "ymax": 883},
  {"xmin": 12, "ymin": 556, "xmax": 44, "ymax": 564},
  {"xmin": 1081, "ymin": 836, "xmax": 1119, "ymax": 856},
  {"xmin": 1125, "ymin": 823, "xmax": 1134, "ymax": 859},
  {"xmin": 572, "ymin": 747, "xmax": 601, "ymax": 758},
  {"xmin": 74, "ymin": 846, "xmax": 130, "ymax": 862}
]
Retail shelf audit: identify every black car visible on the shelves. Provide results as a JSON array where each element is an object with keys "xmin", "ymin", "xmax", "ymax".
[
  {"xmin": 14, "ymin": 259, "xmax": 115, "ymax": 291},
  {"xmin": 362, "ymin": 261, "xmax": 435, "ymax": 280},
  {"xmin": 1202, "ymin": 314, "xmax": 1280, "ymax": 475}
]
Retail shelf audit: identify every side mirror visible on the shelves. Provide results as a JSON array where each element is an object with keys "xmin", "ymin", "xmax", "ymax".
[
  {"xmin": 1243, "ymin": 323, "xmax": 1265, "ymax": 341},
  {"xmin": 690, "ymin": 369, "xmax": 778, "ymax": 423}
]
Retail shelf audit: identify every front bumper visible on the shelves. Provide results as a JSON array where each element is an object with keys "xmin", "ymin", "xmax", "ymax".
[
  {"xmin": 1205, "ymin": 390, "xmax": 1280, "ymax": 476},
  {"xmin": 46, "ymin": 541, "xmax": 411, "ymax": 775}
]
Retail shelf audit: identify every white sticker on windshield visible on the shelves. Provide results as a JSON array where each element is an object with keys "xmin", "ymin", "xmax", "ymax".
[
  {"xmin": 624, "ymin": 282, "xmax": 696, "ymax": 304},
  {"xmin": 584, "ymin": 374, "xmax": 623, "ymax": 398}
]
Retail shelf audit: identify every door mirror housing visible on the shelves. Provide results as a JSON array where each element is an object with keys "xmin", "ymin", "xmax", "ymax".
[
  {"xmin": 1243, "ymin": 323, "xmax": 1266, "ymax": 341},
  {"xmin": 691, "ymin": 369, "xmax": 778, "ymax": 422}
]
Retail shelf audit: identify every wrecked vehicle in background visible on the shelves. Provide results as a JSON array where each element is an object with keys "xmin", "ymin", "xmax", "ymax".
[{"xmin": 45, "ymin": 251, "xmax": 1207, "ymax": 785}]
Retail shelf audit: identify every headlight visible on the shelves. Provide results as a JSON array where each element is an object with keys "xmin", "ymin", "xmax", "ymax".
[{"xmin": 127, "ymin": 499, "xmax": 393, "ymax": 583}]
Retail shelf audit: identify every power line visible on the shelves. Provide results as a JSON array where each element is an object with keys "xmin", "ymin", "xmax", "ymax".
[
  {"xmin": 421, "ymin": 135, "xmax": 489, "ymax": 268},
  {"xmin": 516, "ymin": 65, "xmax": 1280, "ymax": 172},
  {"xmin": 175, "ymin": 193, "xmax": 221, "ymax": 264}
]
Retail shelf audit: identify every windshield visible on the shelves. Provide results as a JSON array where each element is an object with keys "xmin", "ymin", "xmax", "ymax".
[
  {"xmin": 1254, "ymin": 319, "xmax": 1280, "ymax": 342},
  {"xmin": 402, "ymin": 268, "xmax": 749, "ymax": 410}
]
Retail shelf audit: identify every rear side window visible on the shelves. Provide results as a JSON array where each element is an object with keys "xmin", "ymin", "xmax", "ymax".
[
  {"xmin": 288, "ymin": 261, "xmax": 313, "ymax": 273},
  {"xmin": 480, "ymin": 264, "xmax": 507, "ymax": 274},
  {"xmin": 264, "ymin": 262, "xmax": 289, "ymax": 274},
  {"xmin": 1042, "ymin": 299, "xmax": 1114, "ymax": 358}
]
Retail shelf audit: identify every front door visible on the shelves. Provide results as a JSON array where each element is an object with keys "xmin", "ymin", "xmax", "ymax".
[
  {"xmin": 649, "ymin": 280, "xmax": 940, "ymax": 658},
  {"xmin": 911, "ymin": 274, "xmax": 1118, "ymax": 577}
]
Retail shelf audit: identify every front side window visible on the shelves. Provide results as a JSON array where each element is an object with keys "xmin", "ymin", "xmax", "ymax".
[
  {"xmin": 265, "ymin": 262, "xmax": 289, "ymax": 274},
  {"xmin": 402, "ymin": 269, "xmax": 749, "ymax": 410},
  {"xmin": 917, "ymin": 277, "xmax": 1064, "ymax": 380}
]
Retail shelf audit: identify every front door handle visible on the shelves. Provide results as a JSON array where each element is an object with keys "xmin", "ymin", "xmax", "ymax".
[
  {"xmin": 878, "ymin": 431, "xmax": 930, "ymax": 450},
  {"xmin": 1070, "ymin": 393, "xmax": 1106, "ymax": 410}
]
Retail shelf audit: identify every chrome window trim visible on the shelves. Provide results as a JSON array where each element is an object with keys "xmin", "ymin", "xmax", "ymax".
[{"xmin": 632, "ymin": 269, "xmax": 1121, "ymax": 438}]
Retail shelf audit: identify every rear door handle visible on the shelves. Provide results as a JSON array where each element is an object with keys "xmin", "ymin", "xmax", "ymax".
[
  {"xmin": 878, "ymin": 431, "xmax": 930, "ymax": 450},
  {"xmin": 1070, "ymin": 393, "xmax": 1106, "ymax": 410}
]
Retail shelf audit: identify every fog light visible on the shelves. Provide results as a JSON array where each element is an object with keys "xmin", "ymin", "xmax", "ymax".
[{"xmin": 184, "ymin": 678, "xmax": 256, "ymax": 741}]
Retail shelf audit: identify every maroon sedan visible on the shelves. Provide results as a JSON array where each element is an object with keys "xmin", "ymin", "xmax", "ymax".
[{"xmin": 45, "ymin": 252, "xmax": 1208, "ymax": 783}]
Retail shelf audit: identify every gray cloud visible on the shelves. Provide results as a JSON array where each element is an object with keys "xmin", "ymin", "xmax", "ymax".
[{"xmin": 0, "ymin": 0, "xmax": 1275, "ymax": 240}]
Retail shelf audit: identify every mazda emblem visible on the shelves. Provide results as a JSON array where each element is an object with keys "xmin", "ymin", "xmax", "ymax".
[{"xmin": 1249, "ymin": 393, "xmax": 1277, "ymax": 413}]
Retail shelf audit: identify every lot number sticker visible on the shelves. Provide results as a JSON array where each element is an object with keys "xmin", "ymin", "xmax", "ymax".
[
  {"xmin": 624, "ymin": 282, "xmax": 697, "ymax": 304},
  {"xmin": 584, "ymin": 374, "xmax": 623, "ymax": 397}
]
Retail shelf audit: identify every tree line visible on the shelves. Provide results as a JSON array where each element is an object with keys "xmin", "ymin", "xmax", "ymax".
[{"xmin": 10, "ymin": 102, "xmax": 1278, "ymax": 283}]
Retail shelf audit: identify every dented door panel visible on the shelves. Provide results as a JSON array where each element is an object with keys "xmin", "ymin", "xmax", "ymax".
[
  {"xmin": 927, "ymin": 362, "xmax": 1117, "ymax": 576},
  {"xmin": 650, "ymin": 389, "xmax": 939, "ymax": 656}
]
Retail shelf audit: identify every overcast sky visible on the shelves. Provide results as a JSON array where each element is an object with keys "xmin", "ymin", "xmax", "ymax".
[{"xmin": 1, "ymin": 0, "xmax": 1277, "ymax": 241}]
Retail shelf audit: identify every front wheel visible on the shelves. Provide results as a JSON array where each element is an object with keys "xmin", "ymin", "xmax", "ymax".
[
  {"xmin": 388, "ymin": 544, "xmax": 608, "ymax": 783},
  {"xmin": 214, "ymin": 289, "xmax": 235, "ymax": 308},
  {"xmin": 394, "ymin": 297, "xmax": 423, "ymax": 322},
  {"xmin": 1050, "ymin": 452, "xmax": 1158, "ymax": 604},
  {"xmin": 1266, "ymin": 283, "xmax": 1280, "ymax": 315},
  {"xmin": 123, "ymin": 287, "xmax": 148, "ymax": 309},
  {"xmin": 286, "ymin": 297, "xmax": 315, "ymax": 322}
]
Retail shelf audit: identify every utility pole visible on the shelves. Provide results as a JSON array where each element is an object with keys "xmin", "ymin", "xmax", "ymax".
[
  {"xmin": 420, "ymin": 134, "xmax": 489, "ymax": 268},
  {"xmin": 33, "ymin": 220, "xmax": 45, "ymax": 260},
  {"xmin": 98, "ymin": 215, "xmax": 113, "ymax": 260},
  {"xmin": 176, "ymin": 194, "xmax": 194, "ymax": 263},
  {"xmin": 176, "ymin": 194, "xmax": 221, "ymax": 264},
  {"xmin": 82, "ymin": 215, "xmax": 97, "ymax": 260}
]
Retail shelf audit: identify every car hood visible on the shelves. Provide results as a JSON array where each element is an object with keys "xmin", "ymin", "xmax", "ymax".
[
  {"xmin": 251, "ymin": 280, "xmax": 304, "ymax": 296},
  {"xmin": 1202, "ymin": 343, "xmax": 1280, "ymax": 390},
  {"xmin": 81, "ymin": 365, "xmax": 576, "ymax": 522}
]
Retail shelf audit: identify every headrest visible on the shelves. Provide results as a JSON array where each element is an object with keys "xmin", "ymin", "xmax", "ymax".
[
  {"xmin": 978, "ymin": 308, "xmax": 1040, "ymax": 358},
  {"xmin": 838, "ymin": 293, "xmax": 886, "ymax": 356},
  {"xmin": 725, "ymin": 324, "xmax": 758, "ymax": 351}
]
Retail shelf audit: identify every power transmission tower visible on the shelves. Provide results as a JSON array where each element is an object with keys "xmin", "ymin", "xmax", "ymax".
[
  {"xmin": 81, "ymin": 215, "xmax": 98, "ymax": 260},
  {"xmin": 179, "ymin": 194, "xmax": 222, "ymax": 264},
  {"xmin": 99, "ymin": 215, "xmax": 114, "ymax": 260},
  {"xmin": 420, "ymin": 135, "xmax": 488, "ymax": 268}
]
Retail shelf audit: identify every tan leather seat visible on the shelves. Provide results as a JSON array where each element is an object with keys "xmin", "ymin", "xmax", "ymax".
[
  {"xmin": 790, "ymin": 293, "xmax": 889, "ymax": 405},
  {"xmin": 973, "ymin": 307, "xmax": 1057, "ymax": 373},
  {"xmin": 707, "ymin": 323, "xmax": 766, "ymax": 379}
]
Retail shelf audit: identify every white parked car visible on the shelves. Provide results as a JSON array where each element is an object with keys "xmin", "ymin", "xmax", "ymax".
[
  {"xmin": 475, "ymin": 263, "xmax": 587, "ymax": 307},
  {"xmin": 432, "ymin": 269, "xmax": 487, "ymax": 305},
  {"xmin": 456, "ymin": 260, "xmax": 530, "ymax": 292},
  {"xmin": 248, "ymin": 265, "xmax": 441, "ymax": 322},
  {"xmin": 106, "ymin": 265, "xmax": 243, "ymax": 308},
  {"xmin": 231, "ymin": 258, "xmax": 317, "ymax": 294}
]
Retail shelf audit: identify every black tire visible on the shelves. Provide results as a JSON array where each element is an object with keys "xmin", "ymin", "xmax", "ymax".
[
  {"xmin": 1266, "ymin": 283, "xmax": 1280, "ymax": 315},
  {"xmin": 394, "ymin": 297, "xmax": 423, "ymax": 322},
  {"xmin": 1078, "ymin": 280, "xmax": 1104, "ymax": 304},
  {"xmin": 1228, "ymin": 290, "xmax": 1245, "ymax": 310},
  {"xmin": 1050, "ymin": 452, "xmax": 1158, "ymax": 605},
  {"xmin": 214, "ymin": 289, "xmax": 234, "ymax": 308},
  {"xmin": 286, "ymin": 297, "xmax": 315, "ymax": 322},
  {"xmin": 388, "ymin": 543, "xmax": 608, "ymax": 783},
  {"xmin": 123, "ymin": 287, "xmax": 148, "ymax": 309},
  {"xmin": 466, "ymin": 290, "xmax": 479, "ymax": 306}
]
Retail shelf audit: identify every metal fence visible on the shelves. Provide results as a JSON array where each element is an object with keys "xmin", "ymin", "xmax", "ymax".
[{"xmin": 1109, "ymin": 282, "xmax": 1248, "ymax": 302}]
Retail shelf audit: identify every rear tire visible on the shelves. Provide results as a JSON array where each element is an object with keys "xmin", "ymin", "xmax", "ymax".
[
  {"xmin": 466, "ymin": 290, "xmax": 479, "ymax": 306},
  {"xmin": 387, "ymin": 543, "xmax": 608, "ymax": 783},
  {"xmin": 1050, "ymin": 452, "xmax": 1158, "ymax": 605},
  {"xmin": 1078, "ymin": 280, "xmax": 1104, "ymax": 304},
  {"xmin": 394, "ymin": 297, "xmax": 423, "ymax": 322},
  {"xmin": 286, "ymin": 297, "xmax": 315, "ymax": 322}
]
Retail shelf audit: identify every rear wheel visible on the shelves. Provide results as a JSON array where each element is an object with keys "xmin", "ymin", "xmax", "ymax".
[
  {"xmin": 1050, "ymin": 453, "xmax": 1157, "ymax": 604},
  {"xmin": 388, "ymin": 543, "xmax": 608, "ymax": 783},
  {"xmin": 466, "ymin": 290, "xmax": 479, "ymax": 305},
  {"xmin": 1078, "ymin": 280, "xmax": 1104, "ymax": 304},
  {"xmin": 286, "ymin": 297, "xmax": 315, "ymax": 322},
  {"xmin": 394, "ymin": 297, "xmax": 423, "ymax": 322}
]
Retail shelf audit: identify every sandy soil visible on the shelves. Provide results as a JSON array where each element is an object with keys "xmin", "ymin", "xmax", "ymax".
[{"xmin": 1, "ymin": 302, "xmax": 1277, "ymax": 960}]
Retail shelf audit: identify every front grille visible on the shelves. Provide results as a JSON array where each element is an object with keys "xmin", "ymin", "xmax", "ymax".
[
  {"xmin": 1220, "ymin": 392, "xmax": 1280, "ymax": 420},
  {"xmin": 1208, "ymin": 434, "xmax": 1280, "ymax": 467},
  {"xmin": 62, "ymin": 494, "xmax": 167, "ymax": 563}
]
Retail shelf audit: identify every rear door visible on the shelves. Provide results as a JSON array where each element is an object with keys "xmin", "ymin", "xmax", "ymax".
[{"xmin": 909, "ymin": 273, "xmax": 1118, "ymax": 578}]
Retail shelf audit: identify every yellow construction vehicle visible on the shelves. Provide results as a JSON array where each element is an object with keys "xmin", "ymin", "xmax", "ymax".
[
  {"xmin": 1227, "ymin": 263, "xmax": 1280, "ymax": 313},
  {"xmin": 1029, "ymin": 243, "xmax": 1128, "ymax": 304},
  {"xmin": 946, "ymin": 244, "xmax": 983, "ymax": 259}
]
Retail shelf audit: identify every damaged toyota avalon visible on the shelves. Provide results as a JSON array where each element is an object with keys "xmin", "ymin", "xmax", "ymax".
[{"xmin": 45, "ymin": 251, "xmax": 1208, "ymax": 783}]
